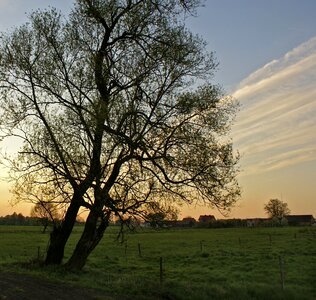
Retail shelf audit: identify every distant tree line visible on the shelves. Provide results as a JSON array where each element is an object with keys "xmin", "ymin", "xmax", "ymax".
[
  {"xmin": 0, "ymin": 212, "xmax": 42, "ymax": 226},
  {"xmin": 0, "ymin": 212, "xmax": 84, "ymax": 228}
]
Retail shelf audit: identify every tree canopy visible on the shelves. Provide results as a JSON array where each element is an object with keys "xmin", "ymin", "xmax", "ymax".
[
  {"xmin": 264, "ymin": 198, "xmax": 290, "ymax": 220},
  {"xmin": 0, "ymin": 0, "xmax": 240, "ymax": 270},
  {"xmin": 30, "ymin": 202, "xmax": 61, "ymax": 233}
]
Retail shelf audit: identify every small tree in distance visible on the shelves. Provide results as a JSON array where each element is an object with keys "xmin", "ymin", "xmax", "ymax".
[
  {"xmin": 30, "ymin": 202, "xmax": 60, "ymax": 233},
  {"xmin": 145, "ymin": 202, "xmax": 178, "ymax": 228},
  {"xmin": 264, "ymin": 198, "xmax": 290, "ymax": 224}
]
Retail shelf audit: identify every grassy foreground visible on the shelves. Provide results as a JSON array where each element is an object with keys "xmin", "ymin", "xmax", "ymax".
[{"xmin": 0, "ymin": 225, "xmax": 315, "ymax": 299}]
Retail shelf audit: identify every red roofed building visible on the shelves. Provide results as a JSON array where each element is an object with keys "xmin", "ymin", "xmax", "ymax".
[
  {"xmin": 198, "ymin": 215, "xmax": 216, "ymax": 223},
  {"xmin": 182, "ymin": 217, "xmax": 196, "ymax": 227}
]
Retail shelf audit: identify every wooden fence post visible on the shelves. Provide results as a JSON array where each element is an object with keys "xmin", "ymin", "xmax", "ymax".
[
  {"xmin": 124, "ymin": 241, "xmax": 128, "ymax": 256},
  {"xmin": 138, "ymin": 243, "xmax": 142, "ymax": 257},
  {"xmin": 160, "ymin": 257, "xmax": 163, "ymax": 285},
  {"xmin": 279, "ymin": 255, "xmax": 285, "ymax": 290}
]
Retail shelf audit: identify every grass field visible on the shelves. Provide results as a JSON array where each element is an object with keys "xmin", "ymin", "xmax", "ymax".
[{"xmin": 0, "ymin": 225, "xmax": 315, "ymax": 299}]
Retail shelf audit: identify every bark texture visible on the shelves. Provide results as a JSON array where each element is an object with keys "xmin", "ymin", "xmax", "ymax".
[
  {"xmin": 45, "ymin": 200, "xmax": 81, "ymax": 265},
  {"xmin": 65, "ymin": 211, "xmax": 108, "ymax": 270}
]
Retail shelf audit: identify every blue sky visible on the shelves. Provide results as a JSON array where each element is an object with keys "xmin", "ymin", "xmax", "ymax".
[
  {"xmin": 1, "ymin": 0, "xmax": 316, "ymax": 88},
  {"xmin": 187, "ymin": 0, "xmax": 316, "ymax": 89},
  {"xmin": 0, "ymin": 0, "xmax": 315, "ymax": 218}
]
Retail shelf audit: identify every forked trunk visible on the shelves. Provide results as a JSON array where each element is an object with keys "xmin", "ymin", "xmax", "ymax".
[
  {"xmin": 45, "ymin": 198, "xmax": 81, "ymax": 265},
  {"xmin": 65, "ymin": 210, "xmax": 108, "ymax": 271}
]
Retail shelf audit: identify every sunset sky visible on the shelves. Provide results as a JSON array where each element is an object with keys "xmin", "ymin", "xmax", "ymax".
[{"xmin": 0, "ymin": 0, "xmax": 315, "ymax": 219}]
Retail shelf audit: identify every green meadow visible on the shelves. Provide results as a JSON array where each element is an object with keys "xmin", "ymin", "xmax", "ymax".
[{"xmin": 0, "ymin": 226, "xmax": 315, "ymax": 299}]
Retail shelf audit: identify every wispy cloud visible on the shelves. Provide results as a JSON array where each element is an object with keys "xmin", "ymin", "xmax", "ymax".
[{"xmin": 232, "ymin": 37, "xmax": 316, "ymax": 176}]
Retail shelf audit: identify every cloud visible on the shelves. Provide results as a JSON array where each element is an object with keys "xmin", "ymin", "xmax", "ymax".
[
  {"xmin": 232, "ymin": 37, "xmax": 316, "ymax": 176},
  {"xmin": 237, "ymin": 36, "xmax": 316, "ymax": 88},
  {"xmin": 233, "ymin": 52, "xmax": 316, "ymax": 101}
]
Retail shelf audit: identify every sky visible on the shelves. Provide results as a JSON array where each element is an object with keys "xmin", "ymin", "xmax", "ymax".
[{"xmin": 0, "ymin": 0, "xmax": 315, "ymax": 219}]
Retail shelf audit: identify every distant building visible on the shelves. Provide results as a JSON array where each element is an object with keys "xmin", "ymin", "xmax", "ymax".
[
  {"xmin": 285, "ymin": 215, "xmax": 314, "ymax": 226},
  {"xmin": 198, "ymin": 215, "xmax": 216, "ymax": 223},
  {"xmin": 181, "ymin": 217, "xmax": 196, "ymax": 227}
]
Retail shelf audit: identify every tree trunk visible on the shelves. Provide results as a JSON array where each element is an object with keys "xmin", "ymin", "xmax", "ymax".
[
  {"xmin": 45, "ymin": 198, "xmax": 81, "ymax": 265},
  {"xmin": 42, "ymin": 221, "xmax": 48, "ymax": 234},
  {"xmin": 65, "ymin": 210, "xmax": 108, "ymax": 271}
]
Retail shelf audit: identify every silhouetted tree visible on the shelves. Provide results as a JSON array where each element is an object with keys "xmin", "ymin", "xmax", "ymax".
[
  {"xmin": 264, "ymin": 199, "xmax": 290, "ymax": 224},
  {"xmin": 145, "ymin": 202, "xmax": 178, "ymax": 227},
  {"xmin": 0, "ymin": 0, "xmax": 239, "ymax": 270},
  {"xmin": 30, "ymin": 202, "xmax": 61, "ymax": 233}
]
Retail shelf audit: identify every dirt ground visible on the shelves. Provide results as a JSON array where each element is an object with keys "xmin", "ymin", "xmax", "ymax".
[{"xmin": 0, "ymin": 272, "xmax": 117, "ymax": 300}]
